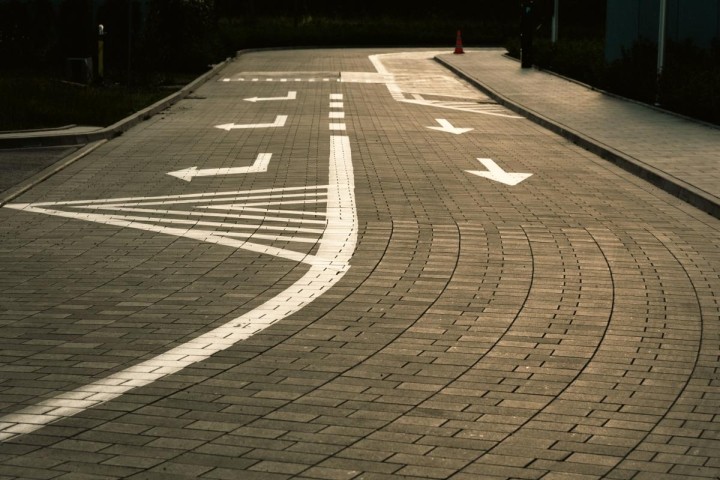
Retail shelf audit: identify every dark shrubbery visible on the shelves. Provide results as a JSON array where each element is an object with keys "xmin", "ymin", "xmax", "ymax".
[
  {"xmin": 0, "ymin": 0, "xmax": 221, "ymax": 79},
  {"xmin": 139, "ymin": 0, "xmax": 222, "ymax": 73},
  {"xmin": 660, "ymin": 40, "xmax": 720, "ymax": 124},
  {"xmin": 217, "ymin": 15, "xmax": 513, "ymax": 50},
  {"xmin": 508, "ymin": 37, "xmax": 720, "ymax": 125},
  {"xmin": 0, "ymin": 74, "xmax": 168, "ymax": 130},
  {"xmin": 2, "ymin": 0, "xmax": 718, "ymax": 126}
]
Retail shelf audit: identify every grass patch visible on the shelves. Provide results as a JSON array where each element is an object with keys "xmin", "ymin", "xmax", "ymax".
[{"xmin": 0, "ymin": 73, "xmax": 175, "ymax": 131}]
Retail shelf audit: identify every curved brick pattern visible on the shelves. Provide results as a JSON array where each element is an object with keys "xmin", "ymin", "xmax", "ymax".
[{"xmin": 0, "ymin": 49, "xmax": 718, "ymax": 479}]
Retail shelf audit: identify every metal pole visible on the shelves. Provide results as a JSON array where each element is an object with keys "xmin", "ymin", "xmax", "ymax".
[
  {"xmin": 98, "ymin": 24, "xmax": 105, "ymax": 82},
  {"xmin": 656, "ymin": 0, "xmax": 667, "ymax": 104},
  {"xmin": 552, "ymin": 0, "xmax": 559, "ymax": 43},
  {"xmin": 127, "ymin": 0, "xmax": 133, "ymax": 84}
]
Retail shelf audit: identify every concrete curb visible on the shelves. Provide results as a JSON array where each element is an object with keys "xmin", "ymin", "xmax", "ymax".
[
  {"xmin": 435, "ymin": 55, "xmax": 720, "ymax": 220},
  {"xmin": 0, "ymin": 140, "xmax": 107, "ymax": 207},
  {"xmin": 0, "ymin": 57, "xmax": 232, "ymax": 149}
]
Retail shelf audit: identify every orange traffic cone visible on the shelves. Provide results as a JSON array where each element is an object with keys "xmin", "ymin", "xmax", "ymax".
[{"xmin": 454, "ymin": 30, "xmax": 465, "ymax": 54}]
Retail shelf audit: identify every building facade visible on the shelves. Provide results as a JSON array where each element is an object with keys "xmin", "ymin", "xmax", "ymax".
[{"xmin": 606, "ymin": 0, "xmax": 720, "ymax": 61}]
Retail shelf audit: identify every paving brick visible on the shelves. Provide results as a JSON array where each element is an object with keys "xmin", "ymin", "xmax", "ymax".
[{"xmin": 1, "ymin": 47, "xmax": 719, "ymax": 480}]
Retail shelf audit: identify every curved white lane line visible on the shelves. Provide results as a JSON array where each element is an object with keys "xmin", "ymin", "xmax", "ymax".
[
  {"xmin": 368, "ymin": 51, "xmax": 521, "ymax": 119},
  {"xmin": 0, "ymin": 135, "xmax": 356, "ymax": 442}
]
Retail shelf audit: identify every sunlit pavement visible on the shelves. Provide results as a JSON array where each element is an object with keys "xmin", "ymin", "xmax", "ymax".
[{"xmin": 0, "ymin": 48, "xmax": 718, "ymax": 480}]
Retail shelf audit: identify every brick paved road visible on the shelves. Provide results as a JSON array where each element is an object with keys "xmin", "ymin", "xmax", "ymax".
[
  {"xmin": 0, "ymin": 147, "xmax": 79, "ymax": 195},
  {"xmin": 1, "ymin": 49, "xmax": 718, "ymax": 479}
]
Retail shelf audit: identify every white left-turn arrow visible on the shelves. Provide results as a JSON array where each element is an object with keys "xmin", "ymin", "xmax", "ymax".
[
  {"xmin": 167, "ymin": 153, "xmax": 273, "ymax": 182},
  {"xmin": 215, "ymin": 115, "xmax": 288, "ymax": 131},
  {"xmin": 244, "ymin": 91, "xmax": 297, "ymax": 102},
  {"xmin": 427, "ymin": 118, "xmax": 473, "ymax": 135},
  {"xmin": 466, "ymin": 158, "xmax": 532, "ymax": 186}
]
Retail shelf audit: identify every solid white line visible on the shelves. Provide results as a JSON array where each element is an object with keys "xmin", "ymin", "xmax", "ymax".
[
  {"xmin": 88, "ymin": 191, "xmax": 329, "ymax": 209},
  {"xmin": 217, "ymin": 199, "xmax": 327, "ymax": 208},
  {"xmin": 85, "ymin": 206, "xmax": 327, "ymax": 225},
  {"xmin": 14, "ymin": 209, "xmax": 327, "ymax": 235},
  {"xmin": 212, "ymin": 230, "xmax": 319, "ymax": 243},
  {"xmin": 0, "ymin": 130, "xmax": 357, "ymax": 443},
  {"xmin": 232, "ymin": 207, "xmax": 327, "ymax": 217},
  {"xmin": 15, "ymin": 185, "xmax": 328, "ymax": 208},
  {"xmin": 2, "ymin": 208, "xmax": 321, "ymax": 266}
]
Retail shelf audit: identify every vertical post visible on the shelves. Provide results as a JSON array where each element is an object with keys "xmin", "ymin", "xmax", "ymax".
[
  {"xmin": 520, "ymin": 0, "xmax": 536, "ymax": 68},
  {"xmin": 127, "ymin": 0, "xmax": 133, "ymax": 84},
  {"xmin": 656, "ymin": 0, "xmax": 667, "ymax": 105},
  {"xmin": 551, "ymin": 0, "xmax": 559, "ymax": 43},
  {"xmin": 98, "ymin": 24, "xmax": 105, "ymax": 82}
]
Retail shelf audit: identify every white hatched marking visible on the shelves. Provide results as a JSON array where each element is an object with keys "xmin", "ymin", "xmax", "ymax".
[
  {"xmin": 7, "ymin": 186, "xmax": 332, "ymax": 264},
  {"xmin": 86, "ymin": 206, "xmax": 326, "ymax": 225},
  {"xmin": 1, "ymin": 122, "xmax": 357, "ymax": 444},
  {"xmin": 367, "ymin": 51, "xmax": 521, "ymax": 119},
  {"xmin": 404, "ymin": 99, "xmax": 517, "ymax": 117}
]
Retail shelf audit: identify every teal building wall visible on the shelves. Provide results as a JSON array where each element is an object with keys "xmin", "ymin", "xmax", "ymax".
[{"xmin": 606, "ymin": 0, "xmax": 720, "ymax": 61}]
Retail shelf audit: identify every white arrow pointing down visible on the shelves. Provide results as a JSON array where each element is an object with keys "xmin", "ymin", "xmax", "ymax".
[
  {"xmin": 168, "ymin": 153, "xmax": 273, "ymax": 182},
  {"xmin": 427, "ymin": 119, "xmax": 473, "ymax": 135},
  {"xmin": 466, "ymin": 158, "xmax": 532, "ymax": 186},
  {"xmin": 215, "ymin": 115, "xmax": 287, "ymax": 131}
]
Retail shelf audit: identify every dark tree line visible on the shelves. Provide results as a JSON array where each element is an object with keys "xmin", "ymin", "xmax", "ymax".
[
  {"xmin": 0, "ymin": 0, "xmax": 607, "ymax": 76},
  {"xmin": 215, "ymin": 0, "xmax": 519, "ymax": 22},
  {"xmin": 0, "ymin": 0, "xmax": 220, "ymax": 76}
]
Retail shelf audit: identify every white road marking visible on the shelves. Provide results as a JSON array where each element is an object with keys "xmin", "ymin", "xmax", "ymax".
[
  {"xmin": 7, "ymin": 187, "xmax": 332, "ymax": 263},
  {"xmin": 466, "ymin": 158, "xmax": 533, "ymax": 186},
  {"xmin": 1, "ymin": 114, "xmax": 357, "ymax": 443},
  {"xmin": 244, "ymin": 91, "xmax": 297, "ymax": 103},
  {"xmin": 427, "ymin": 118, "xmax": 473, "ymax": 135},
  {"xmin": 168, "ymin": 153, "xmax": 273, "ymax": 181},
  {"xmin": 367, "ymin": 51, "xmax": 522, "ymax": 118},
  {"xmin": 0, "ymin": 90, "xmax": 356, "ymax": 443},
  {"xmin": 215, "ymin": 115, "xmax": 287, "ymax": 131},
  {"xmin": 222, "ymin": 76, "xmax": 342, "ymax": 83}
]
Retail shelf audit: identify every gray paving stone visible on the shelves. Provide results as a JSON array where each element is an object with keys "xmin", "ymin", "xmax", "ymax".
[{"xmin": 1, "ymin": 48, "xmax": 718, "ymax": 479}]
